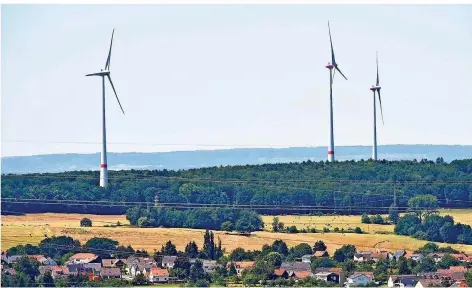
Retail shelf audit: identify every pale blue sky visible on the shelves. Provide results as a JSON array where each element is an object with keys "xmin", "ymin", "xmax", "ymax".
[{"xmin": 2, "ymin": 4, "xmax": 472, "ymax": 157}]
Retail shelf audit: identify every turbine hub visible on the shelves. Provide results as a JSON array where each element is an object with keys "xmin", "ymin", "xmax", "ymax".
[
  {"xmin": 326, "ymin": 63, "xmax": 334, "ymax": 69},
  {"xmin": 370, "ymin": 86, "xmax": 376, "ymax": 91}
]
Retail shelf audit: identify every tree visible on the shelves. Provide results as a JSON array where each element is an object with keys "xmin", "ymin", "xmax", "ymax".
[
  {"xmin": 242, "ymin": 273, "xmax": 260, "ymax": 286},
  {"xmin": 398, "ymin": 256, "xmax": 411, "ymax": 274},
  {"xmin": 438, "ymin": 254, "xmax": 460, "ymax": 269},
  {"xmin": 271, "ymin": 240, "xmax": 289, "ymax": 256},
  {"xmin": 132, "ymin": 273, "xmax": 147, "ymax": 285},
  {"xmin": 417, "ymin": 257, "xmax": 437, "ymax": 273},
  {"xmin": 194, "ymin": 279, "xmax": 210, "ymax": 287},
  {"xmin": 370, "ymin": 215, "xmax": 384, "ymax": 224},
  {"xmin": 228, "ymin": 263, "xmax": 237, "ymax": 276},
  {"xmin": 189, "ymin": 260, "xmax": 207, "ymax": 282},
  {"xmin": 271, "ymin": 217, "xmax": 284, "ymax": 232},
  {"xmin": 41, "ymin": 271, "xmax": 55, "ymax": 287},
  {"xmin": 289, "ymin": 243, "xmax": 312, "ymax": 258},
  {"xmin": 361, "ymin": 214, "xmax": 371, "ymax": 224},
  {"xmin": 465, "ymin": 270, "xmax": 472, "ymax": 287},
  {"xmin": 313, "ymin": 240, "xmax": 327, "ymax": 252},
  {"xmin": 311, "ymin": 258, "xmax": 336, "ymax": 270},
  {"xmin": 287, "ymin": 226, "xmax": 299, "ymax": 233},
  {"xmin": 354, "ymin": 227, "xmax": 362, "ymax": 234},
  {"xmin": 39, "ymin": 236, "xmax": 80, "ymax": 259},
  {"xmin": 185, "ymin": 241, "xmax": 199, "ymax": 258},
  {"xmin": 84, "ymin": 237, "xmax": 118, "ymax": 258},
  {"xmin": 374, "ymin": 260, "xmax": 389, "ymax": 283},
  {"xmin": 80, "ymin": 218, "xmax": 92, "ymax": 227},
  {"xmin": 408, "ymin": 194, "xmax": 439, "ymax": 221},
  {"xmin": 388, "ymin": 204, "xmax": 400, "ymax": 224},
  {"xmin": 221, "ymin": 221, "xmax": 233, "ymax": 232},
  {"xmin": 137, "ymin": 216, "xmax": 151, "ymax": 227},
  {"xmin": 161, "ymin": 241, "xmax": 177, "ymax": 256},
  {"xmin": 333, "ymin": 245, "xmax": 356, "ymax": 262},
  {"xmin": 264, "ymin": 252, "xmax": 282, "ymax": 268},
  {"xmin": 13, "ymin": 256, "xmax": 40, "ymax": 280}
]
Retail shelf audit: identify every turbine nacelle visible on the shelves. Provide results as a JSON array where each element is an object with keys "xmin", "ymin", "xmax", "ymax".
[
  {"xmin": 370, "ymin": 85, "xmax": 381, "ymax": 91},
  {"xmin": 85, "ymin": 70, "xmax": 110, "ymax": 77},
  {"xmin": 325, "ymin": 62, "xmax": 334, "ymax": 69}
]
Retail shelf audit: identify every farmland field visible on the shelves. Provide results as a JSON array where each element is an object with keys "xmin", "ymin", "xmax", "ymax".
[{"xmin": 2, "ymin": 209, "xmax": 472, "ymax": 255}]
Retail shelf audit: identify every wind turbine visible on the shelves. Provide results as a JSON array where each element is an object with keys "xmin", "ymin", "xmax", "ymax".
[
  {"xmin": 86, "ymin": 29, "xmax": 125, "ymax": 188},
  {"xmin": 325, "ymin": 21, "xmax": 347, "ymax": 162},
  {"xmin": 369, "ymin": 51, "xmax": 384, "ymax": 161}
]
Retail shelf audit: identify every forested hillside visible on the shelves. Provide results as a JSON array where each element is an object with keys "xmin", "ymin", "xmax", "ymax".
[{"xmin": 2, "ymin": 159, "xmax": 472, "ymax": 215}]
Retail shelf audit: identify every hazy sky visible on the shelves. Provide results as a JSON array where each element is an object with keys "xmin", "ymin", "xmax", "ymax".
[{"xmin": 2, "ymin": 4, "xmax": 472, "ymax": 157}]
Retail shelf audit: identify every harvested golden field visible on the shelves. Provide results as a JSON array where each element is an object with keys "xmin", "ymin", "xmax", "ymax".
[
  {"xmin": 2, "ymin": 210, "xmax": 472, "ymax": 255},
  {"xmin": 261, "ymin": 215, "xmax": 394, "ymax": 233}
]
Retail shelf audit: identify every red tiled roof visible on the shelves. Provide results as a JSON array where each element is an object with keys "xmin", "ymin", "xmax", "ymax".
[
  {"xmin": 274, "ymin": 268, "xmax": 286, "ymax": 276},
  {"xmin": 294, "ymin": 271, "xmax": 313, "ymax": 279},
  {"xmin": 151, "ymin": 267, "xmax": 168, "ymax": 277},
  {"xmin": 69, "ymin": 253, "xmax": 98, "ymax": 260}
]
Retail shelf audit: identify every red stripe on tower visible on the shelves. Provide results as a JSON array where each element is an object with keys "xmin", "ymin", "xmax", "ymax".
[
  {"xmin": 100, "ymin": 164, "xmax": 107, "ymax": 168},
  {"xmin": 328, "ymin": 151, "xmax": 334, "ymax": 155}
]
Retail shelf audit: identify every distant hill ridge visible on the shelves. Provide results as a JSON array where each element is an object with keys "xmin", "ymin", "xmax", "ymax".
[{"xmin": 2, "ymin": 144, "xmax": 472, "ymax": 174}]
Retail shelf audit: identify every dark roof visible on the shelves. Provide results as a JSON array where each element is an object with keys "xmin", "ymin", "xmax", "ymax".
[
  {"xmin": 281, "ymin": 262, "xmax": 311, "ymax": 272},
  {"xmin": 162, "ymin": 256, "xmax": 177, "ymax": 265},
  {"xmin": 101, "ymin": 267, "xmax": 121, "ymax": 277},
  {"xmin": 391, "ymin": 275, "xmax": 418, "ymax": 286}
]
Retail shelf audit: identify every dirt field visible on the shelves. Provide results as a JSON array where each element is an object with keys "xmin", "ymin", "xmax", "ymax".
[{"xmin": 2, "ymin": 210, "xmax": 472, "ymax": 255}]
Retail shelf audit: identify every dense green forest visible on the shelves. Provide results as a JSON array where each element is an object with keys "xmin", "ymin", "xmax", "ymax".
[{"xmin": 2, "ymin": 159, "xmax": 472, "ymax": 215}]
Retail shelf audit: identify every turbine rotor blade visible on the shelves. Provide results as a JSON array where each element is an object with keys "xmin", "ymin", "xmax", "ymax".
[
  {"xmin": 105, "ymin": 29, "xmax": 115, "ymax": 70},
  {"xmin": 107, "ymin": 75, "xmax": 125, "ymax": 115},
  {"xmin": 377, "ymin": 90, "xmax": 384, "ymax": 125},
  {"xmin": 335, "ymin": 66, "xmax": 347, "ymax": 80},
  {"xmin": 376, "ymin": 51, "xmax": 379, "ymax": 86},
  {"xmin": 328, "ymin": 21, "xmax": 336, "ymax": 66}
]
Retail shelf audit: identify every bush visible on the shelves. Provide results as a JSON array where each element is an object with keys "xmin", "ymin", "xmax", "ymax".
[
  {"xmin": 334, "ymin": 227, "xmax": 340, "ymax": 232},
  {"xmin": 371, "ymin": 215, "xmax": 385, "ymax": 225},
  {"xmin": 354, "ymin": 227, "xmax": 362, "ymax": 234},
  {"xmin": 361, "ymin": 214, "xmax": 371, "ymax": 224},
  {"xmin": 310, "ymin": 228, "xmax": 317, "ymax": 233},
  {"xmin": 80, "ymin": 218, "xmax": 92, "ymax": 227},
  {"xmin": 287, "ymin": 226, "xmax": 299, "ymax": 233},
  {"xmin": 323, "ymin": 227, "xmax": 330, "ymax": 233}
]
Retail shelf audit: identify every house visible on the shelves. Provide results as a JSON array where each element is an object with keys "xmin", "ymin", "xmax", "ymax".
[
  {"xmin": 415, "ymin": 278, "xmax": 444, "ymax": 288},
  {"xmin": 161, "ymin": 256, "xmax": 178, "ymax": 269},
  {"xmin": 388, "ymin": 275, "xmax": 419, "ymax": 288},
  {"xmin": 372, "ymin": 251, "xmax": 390, "ymax": 262},
  {"xmin": 27, "ymin": 255, "xmax": 48, "ymax": 264},
  {"xmin": 202, "ymin": 260, "xmax": 220, "ymax": 273},
  {"xmin": 148, "ymin": 267, "xmax": 169, "ymax": 283},
  {"xmin": 427, "ymin": 253, "xmax": 445, "ymax": 263},
  {"xmin": 51, "ymin": 266, "xmax": 69, "ymax": 279},
  {"xmin": 294, "ymin": 271, "xmax": 315, "ymax": 280},
  {"xmin": 100, "ymin": 267, "xmax": 121, "ymax": 279},
  {"xmin": 301, "ymin": 254, "xmax": 313, "ymax": 263},
  {"xmin": 281, "ymin": 261, "xmax": 311, "ymax": 272},
  {"xmin": 273, "ymin": 268, "xmax": 289, "ymax": 279},
  {"xmin": 389, "ymin": 250, "xmax": 407, "ymax": 261},
  {"xmin": 126, "ymin": 256, "xmax": 156, "ymax": 275},
  {"xmin": 3, "ymin": 268, "xmax": 16, "ymax": 276},
  {"xmin": 314, "ymin": 268, "xmax": 345, "ymax": 284},
  {"xmin": 451, "ymin": 254, "xmax": 469, "ymax": 262},
  {"xmin": 102, "ymin": 259, "xmax": 125, "ymax": 268},
  {"xmin": 315, "ymin": 272, "xmax": 340, "ymax": 284},
  {"xmin": 450, "ymin": 280, "xmax": 470, "ymax": 287},
  {"xmin": 408, "ymin": 254, "xmax": 424, "ymax": 262},
  {"xmin": 68, "ymin": 253, "xmax": 100, "ymax": 264},
  {"xmin": 314, "ymin": 251, "xmax": 329, "ymax": 258},
  {"xmin": 131, "ymin": 262, "xmax": 156, "ymax": 277},
  {"xmin": 5, "ymin": 255, "xmax": 22, "ymax": 264},
  {"xmin": 227, "ymin": 261, "xmax": 256, "ymax": 277},
  {"xmin": 353, "ymin": 252, "xmax": 373, "ymax": 262},
  {"xmin": 345, "ymin": 272, "xmax": 374, "ymax": 287},
  {"xmin": 39, "ymin": 266, "xmax": 53, "ymax": 277}
]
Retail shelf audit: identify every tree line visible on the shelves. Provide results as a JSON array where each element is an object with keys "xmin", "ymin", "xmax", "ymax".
[
  {"xmin": 126, "ymin": 207, "xmax": 264, "ymax": 232},
  {"xmin": 2, "ymin": 159, "xmax": 472, "ymax": 216}
]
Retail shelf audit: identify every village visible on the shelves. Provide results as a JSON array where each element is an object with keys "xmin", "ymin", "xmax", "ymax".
[{"xmin": 2, "ymin": 233, "xmax": 472, "ymax": 287}]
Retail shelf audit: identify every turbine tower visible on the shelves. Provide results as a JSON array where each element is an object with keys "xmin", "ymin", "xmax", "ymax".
[
  {"xmin": 86, "ymin": 29, "xmax": 125, "ymax": 188},
  {"xmin": 369, "ymin": 51, "xmax": 384, "ymax": 161},
  {"xmin": 326, "ymin": 22, "xmax": 347, "ymax": 162}
]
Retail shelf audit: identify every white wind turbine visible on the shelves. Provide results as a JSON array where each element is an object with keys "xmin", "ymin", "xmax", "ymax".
[
  {"xmin": 369, "ymin": 51, "xmax": 384, "ymax": 161},
  {"xmin": 86, "ymin": 29, "xmax": 125, "ymax": 188}
]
